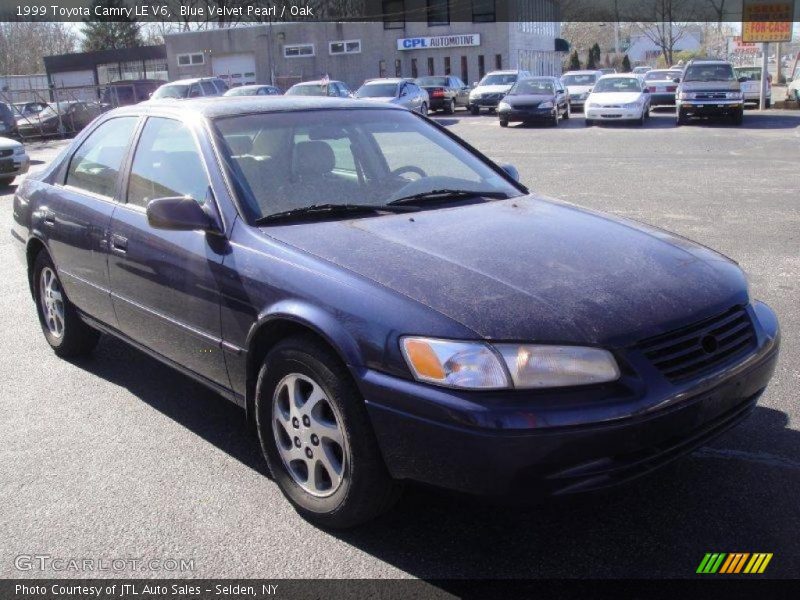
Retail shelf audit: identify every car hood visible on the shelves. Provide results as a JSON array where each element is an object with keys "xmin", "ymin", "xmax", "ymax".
[
  {"xmin": 263, "ymin": 196, "xmax": 747, "ymax": 345},
  {"xmin": 0, "ymin": 135, "xmax": 21, "ymax": 149},
  {"xmin": 473, "ymin": 84, "xmax": 513, "ymax": 95},
  {"xmin": 588, "ymin": 91, "xmax": 643, "ymax": 104},
  {"xmin": 565, "ymin": 85, "xmax": 594, "ymax": 95},
  {"xmin": 680, "ymin": 80, "xmax": 740, "ymax": 92},
  {"xmin": 504, "ymin": 93, "xmax": 554, "ymax": 105}
]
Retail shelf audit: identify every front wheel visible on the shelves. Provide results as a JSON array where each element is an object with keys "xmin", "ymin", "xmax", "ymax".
[
  {"xmin": 419, "ymin": 102, "xmax": 428, "ymax": 116},
  {"xmin": 563, "ymin": 103, "xmax": 570, "ymax": 119},
  {"xmin": 499, "ymin": 118, "xmax": 508, "ymax": 127},
  {"xmin": 445, "ymin": 99, "xmax": 455, "ymax": 114},
  {"xmin": 584, "ymin": 118, "xmax": 594, "ymax": 126},
  {"xmin": 470, "ymin": 105, "xmax": 480, "ymax": 116},
  {"xmin": 0, "ymin": 176, "xmax": 15, "ymax": 186},
  {"xmin": 676, "ymin": 108, "xmax": 687, "ymax": 126},
  {"xmin": 255, "ymin": 336, "xmax": 400, "ymax": 528},
  {"xmin": 732, "ymin": 109, "xmax": 743, "ymax": 125},
  {"xmin": 32, "ymin": 251, "xmax": 100, "ymax": 357}
]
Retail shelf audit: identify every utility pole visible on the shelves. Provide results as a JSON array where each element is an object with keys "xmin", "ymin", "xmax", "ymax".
[{"xmin": 760, "ymin": 42, "xmax": 769, "ymax": 110}]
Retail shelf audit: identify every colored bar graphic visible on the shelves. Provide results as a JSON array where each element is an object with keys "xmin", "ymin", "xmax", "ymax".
[{"xmin": 699, "ymin": 552, "xmax": 773, "ymax": 574}]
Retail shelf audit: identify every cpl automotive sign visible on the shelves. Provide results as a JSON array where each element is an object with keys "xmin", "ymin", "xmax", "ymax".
[
  {"xmin": 741, "ymin": 0, "xmax": 795, "ymax": 43},
  {"xmin": 397, "ymin": 34, "xmax": 481, "ymax": 51}
]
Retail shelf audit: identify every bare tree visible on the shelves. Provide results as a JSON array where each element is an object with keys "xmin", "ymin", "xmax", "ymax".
[
  {"xmin": 0, "ymin": 22, "xmax": 77, "ymax": 75},
  {"xmin": 634, "ymin": 0, "xmax": 695, "ymax": 66}
]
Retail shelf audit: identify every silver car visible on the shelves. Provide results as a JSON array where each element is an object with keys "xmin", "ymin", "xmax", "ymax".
[{"xmin": 354, "ymin": 78, "xmax": 429, "ymax": 115}]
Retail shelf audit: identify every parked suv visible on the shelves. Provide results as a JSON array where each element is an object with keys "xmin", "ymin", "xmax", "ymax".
[
  {"xmin": 675, "ymin": 59, "xmax": 745, "ymax": 125},
  {"xmin": 468, "ymin": 70, "xmax": 531, "ymax": 114},
  {"xmin": 150, "ymin": 77, "xmax": 229, "ymax": 100}
]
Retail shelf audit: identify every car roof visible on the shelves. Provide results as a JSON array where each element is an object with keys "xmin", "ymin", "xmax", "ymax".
[
  {"xmin": 525, "ymin": 76, "xmax": 559, "ymax": 81},
  {"xmin": 363, "ymin": 78, "xmax": 404, "ymax": 85},
  {"xmin": 562, "ymin": 70, "xmax": 602, "ymax": 75},
  {"xmin": 234, "ymin": 84, "xmax": 275, "ymax": 90},
  {"xmin": 597, "ymin": 74, "xmax": 641, "ymax": 80},
  {"xmin": 159, "ymin": 77, "xmax": 220, "ymax": 86},
  {"xmin": 485, "ymin": 70, "xmax": 523, "ymax": 75},
  {"xmin": 126, "ymin": 96, "xmax": 405, "ymax": 119},
  {"xmin": 291, "ymin": 80, "xmax": 343, "ymax": 86}
]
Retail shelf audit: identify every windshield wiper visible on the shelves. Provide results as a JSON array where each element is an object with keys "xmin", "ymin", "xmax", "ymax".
[
  {"xmin": 254, "ymin": 203, "xmax": 415, "ymax": 225},
  {"xmin": 387, "ymin": 189, "xmax": 512, "ymax": 207}
]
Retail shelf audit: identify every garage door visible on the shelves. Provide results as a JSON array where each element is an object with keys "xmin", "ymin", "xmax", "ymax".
[
  {"xmin": 50, "ymin": 70, "xmax": 96, "ymax": 101},
  {"xmin": 212, "ymin": 53, "xmax": 256, "ymax": 88}
]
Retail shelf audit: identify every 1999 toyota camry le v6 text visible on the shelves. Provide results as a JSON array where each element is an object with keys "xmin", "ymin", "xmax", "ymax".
[{"xmin": 11, "ymin": 98, "xmax": 780, "ymax": 528}]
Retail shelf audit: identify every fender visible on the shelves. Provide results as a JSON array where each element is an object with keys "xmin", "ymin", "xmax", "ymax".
[{"xmin": 247, "ymin": 298, "xmax": 366, "ymax": 371}]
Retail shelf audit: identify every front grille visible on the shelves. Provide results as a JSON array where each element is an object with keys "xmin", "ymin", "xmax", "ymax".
[
  {"xmin": 481, "ymin": 93, "xmax": 503, "ymax": 100},
  {"xmin": 696, "ymin": 92, "xmax": 728, "ymax": 99},
  {"xmin": 514, "ymin": 103, "xmax": 540, "ymax": 110},
  {"xmin": 639, "ymin": 306, "xmax": 756, "ymax": 382},
  {"xmin": 0, "ymin": 149, "xmax": 13, "ymax": 158}
]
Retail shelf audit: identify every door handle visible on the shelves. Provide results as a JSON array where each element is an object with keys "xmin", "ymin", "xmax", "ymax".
[
  {"xmin": 110, "ymin": 234, "xmax": 128, "ymax": 254},
  {"xmin": 43, "ymin": 212, "xmax": 55, "ymax": 227}
]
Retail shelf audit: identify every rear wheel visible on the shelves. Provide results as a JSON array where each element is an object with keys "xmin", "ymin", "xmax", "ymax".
[
  {"xmin": 445, "ymin": 99, "xmax": 455, "ymax": 114},
  {"xmin": 32, "ymin": 251, "xmax": 100, "ymax": 357},
  {"xmin": 255, "ymin": 336, "xmax": 400, "ymax": 528}
]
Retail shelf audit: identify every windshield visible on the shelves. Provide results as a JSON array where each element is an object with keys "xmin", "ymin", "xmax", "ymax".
[
  {"xmin": 734, "ymin": 67, "xmax": 761, "ymax": 81},
  {"xmin": 592, "ymin": 78, "xmax": 641, "ymax": 93},
  {"xmin": 286, "ymin": 84, "xmax": 327, "ymax": 96},
  {"xmin": 683, "ymin": 64, "xmax": 735, "ymax": 82},
  {"xmin": 479, "ymin": 73, "xmax": 517, "ymax": 86},
  {"xmin": 226, "ymin": 86, "xmax": 260, "ymax": 96},
  {"xmin": 510, "ymin": 80, "xmax": 554, "ymax": 95},
  {"xmin": 355, "ymin": 84, "xmax": 398, "ymax": 98},
  {"xmin": 562, "ymin": 73, "xmax": 597, "ymax": 86},
  {"xmin": 645, "ymin": 70, "xmax": 682, "ymax": 81},
  {"xmin": 152, "ymin": 84, "xmax": 189, "ymax": 99},
  {"xmin": 416, "ymin": 76, "xmax": 448, "ymax": 86},
  {"xmin": 214, "ymin": 109, "xmax": 520, "ymax": 221}
]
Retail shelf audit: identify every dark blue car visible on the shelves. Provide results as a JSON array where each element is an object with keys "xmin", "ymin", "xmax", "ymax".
[{"xmin": 12, "ymin": 97, "xmax": 780, "ymax": 528}]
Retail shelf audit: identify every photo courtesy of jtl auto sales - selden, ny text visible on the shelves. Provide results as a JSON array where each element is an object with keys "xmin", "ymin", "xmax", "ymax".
[{"xmin": 1, "ymin": 0, "xmax": 799, "ymax": 598}]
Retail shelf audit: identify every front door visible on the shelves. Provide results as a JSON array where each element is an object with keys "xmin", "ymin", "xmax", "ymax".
[{"xmin": 107, "ymin": 116, "xmax": 229, "ymax": 387}]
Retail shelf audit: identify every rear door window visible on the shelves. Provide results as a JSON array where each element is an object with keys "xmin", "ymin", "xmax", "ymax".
[
  {"xmin": 65, "ymin": 117, "xmax": 139, "ymax": 198},
  {"xmin": 200, "ymin": 80, "xmax": 217, "ymax": 96}
]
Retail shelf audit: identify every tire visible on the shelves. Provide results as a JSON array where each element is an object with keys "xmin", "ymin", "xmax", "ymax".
[
  {"xmin": 0, "ymin": 176, "xmax": 15, "ymax": 186},
  {"xmin": 32, "ymin": 250, "xmax": 100, "ymax": 358},
  {"xmin": 636, "ymin": 109, "xmax": 645, "ymax": 126},
  {"xmin": 765, "ymin": 99, "xmax": 771, "ymax": 109},
  {"xmin": 676, "ymin": 108, "xmax": 686, "ymax": 126},
  {"xmin": 445, "ymin": 99, "xmax": 455, "ymax": 115},
  {"xmin": 255, "ymin": 335, "xmax": 401, "ymax": 529},
  {"xmin": 732, "ymin": 109, "xmax": 743, "ymax": 125},
  {"xmin": 499, "ymin": 119, "xmax": 508, "ymax": 127},
  {"xmin": 419, "ymin": 103, "xmax": 428, "ymax": 116},
  {"xmin": 584, "ymin": 118, "xmax": 594, "ymax": 126},
  {"xmin": 552, "ymin": 109, "xmax": 559, "ymax": 127},
  {"xmin": 563, "ymin": 102, "xmax": 570, "ymax": 119},
  {"xmin": 470, "ymin": 105, "xmax": 480, "ymax": 116}
]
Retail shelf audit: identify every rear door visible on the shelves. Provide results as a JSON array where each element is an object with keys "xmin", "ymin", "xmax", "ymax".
[
  {"xmin": 107, "ymin": 116, "xmax": 229, "ymax": 387},
  {"xmin": 46, "ymin": 116, "xmax": 140, "ymax": 325}
]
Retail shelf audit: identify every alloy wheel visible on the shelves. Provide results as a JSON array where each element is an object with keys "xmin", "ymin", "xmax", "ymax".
[
  {"xmin": 39, "ymin": 267, "xmax": 65, "ymax": 339},
  {"xmin": 272, "ymin": 373, "xmax": 348, "ymax": 497}
]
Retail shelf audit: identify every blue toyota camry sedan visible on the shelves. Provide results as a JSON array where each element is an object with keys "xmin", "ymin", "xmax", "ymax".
[{"xmin": 11, "ymin": 97, "xmax": 780, "ymax": 528}]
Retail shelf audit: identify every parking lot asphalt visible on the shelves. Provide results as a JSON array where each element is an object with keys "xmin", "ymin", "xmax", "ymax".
[{"xmin": 1, "ymin": 108, "xmax": 799, "ymax": 581}]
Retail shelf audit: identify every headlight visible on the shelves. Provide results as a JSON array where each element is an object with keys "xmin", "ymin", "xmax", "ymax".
[
  {"xmin": 469, "ymin": 91, "xmax": 480, "ymax": 100},
  {"xmin": 726, "ymin": 91, "xmax": 742, "ymax": 100},
  {"xmin": 401, "ymin": 338, "xmax": 509, "ymax": 389},
  {"xmin": 498, "ymin": 101, "xmax": 512, "ymax": 111},
  {"xmin": 679, "ymin": 91, "xmax": 695, "ymax": 100},
  {"xmin": 401, "ymin": 337, "xmax": 620, "ymax": 390},
  {"xmin": 495, "ymin": 344, "xmax": 620, "ymax": 388},
  {"xmin": 13, "ymin": 145, "xmax": 25, "ymax": 156},
  {"xmin": 539, "ymin": 101, "xmax": 554, "ymax": 109}
]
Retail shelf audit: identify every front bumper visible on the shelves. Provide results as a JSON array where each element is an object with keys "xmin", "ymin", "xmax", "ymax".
[
  {"xmin": 678, "ymin": 99, "xmax": 743, "ymax": 116},
  {"xmin": 585, "ymin": 106, "xmax": 643, "ymax": 121},
  {"xmin": 499, "ymin": 107, "xmax": 555, "ymax": 122},
  {"xmin": 0, "ymin": 154, "xmax": 30, "ymax": 178},
  {"xmin": 362, "ymin": 301, "xmax": 779, "ymax": 497},
  {"xmin": 743, "ymin": 91, "xmax": 770, "ymax": 103},
  {"xmin": 470, "ymin": 97, "xmax": 503, "ymax": 109}
]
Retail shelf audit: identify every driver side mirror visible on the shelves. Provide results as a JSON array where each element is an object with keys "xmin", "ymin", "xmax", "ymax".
[
  {"xmin": 500, "ymin": 163, "xmax": 520, "ymax": 182},
  {"xmin": 147, "ymin": 196, "xmax": 219, "ymax": 233},
  {"xmin": 642, "ymin": 87, "xmax": 650, "ymax": 93},
  {"xmin": 672, "ymin": 77, "xmax": 681, "ymax": 83}
]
